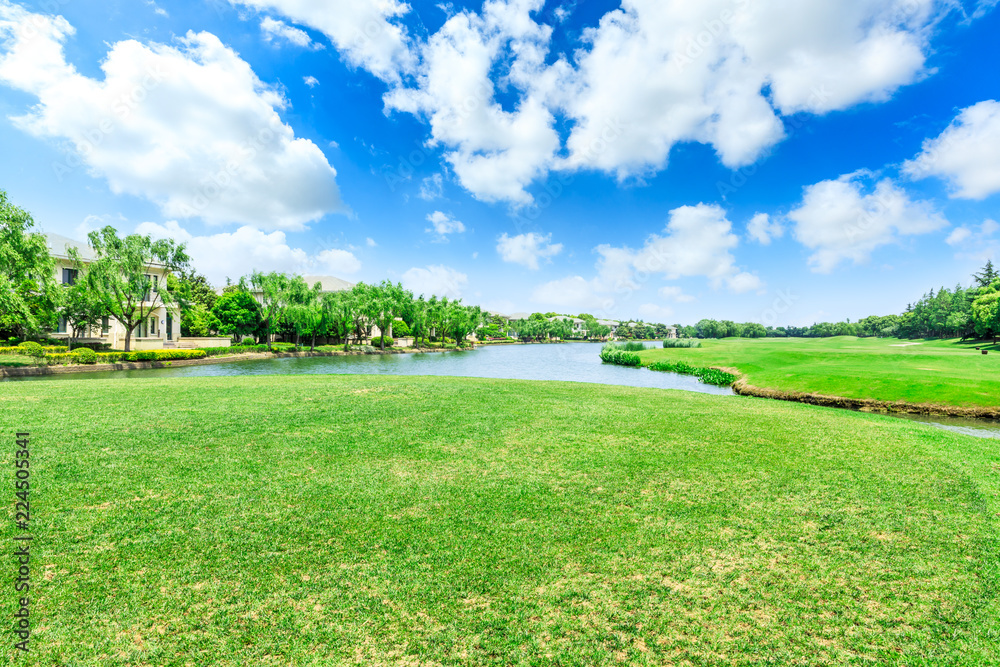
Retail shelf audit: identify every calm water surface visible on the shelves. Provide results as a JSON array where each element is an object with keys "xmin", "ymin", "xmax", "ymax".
[
  {"xmin": 13, "ymin": 342, "xmax": 1000, "ymax": 439},
  {"xmin": 9, "ymin": 342, "xmax": 734, "ymax": 395}
]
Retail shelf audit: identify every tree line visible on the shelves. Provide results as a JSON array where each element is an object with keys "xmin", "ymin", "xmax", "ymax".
[{"xmin": 685, "ymin": 260, "xmax": 1000, "ymax": 342}]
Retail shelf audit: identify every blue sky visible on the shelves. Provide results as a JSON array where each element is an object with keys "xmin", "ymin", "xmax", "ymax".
[{"xmin": 0, "ymin": 0, "xmax": 998, "ymax": 326}]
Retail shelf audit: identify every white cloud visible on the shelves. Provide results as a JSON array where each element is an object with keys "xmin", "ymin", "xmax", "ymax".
[
  {"xmin": 249, "ymin": 0, "xmax": 958, "ymax": 204},
  {"xmin": 560, "ymin": 0, "xmax": 945, "ymax": 179},
  {"xmin": 637, "ymin": 303, "xmax": 673, "ymax": 321},
  {"xmin": 384, "ymin": 0, "xmax": 564, "ymax": 205},
  {"xmin": 496, "ymin": 232, "xmax": 562, "ymax": 269},
  {"xmin": 303, "ymin": 75, "xmax": 319, "ymax": 87},
  {"xmin": 903, "ymin": 100, "xmax": 1000, "ymax": 200},
  {"xmin": 425, "ymin": 211, "xmax": 466, "ymax": 241},
  {"xmin": 147, "ymin": 1, "xmax": 168, "ymax": 17},
  {"xmin": 230, "ymin": 0, "xmax": 414, "ymax": 82},
  {"xmin": 366, "ymin": 237, "xmax": 377, "ymax": 247},
  {"xmin": 788, "ymin": 172, "xmax": 947, "ymax": 273},
  {"xmin": 260, "ymin": 17, "xmax": 320, "ymax": 49},
  {"xmin": 419, "ymin": 173, "xmax": 444, "ymax": 200},
  {"xmin": 533, "ymin": 203, "xmax": 761, "ymax": 314},
  {"xmin": 946, "ymin": 227, "xmax": 972, "ymax": 245},
  {"xmin": 135, "ymin": 221, "xmax": 360, "ymax": 285},
  {"xmin": 659, "ymin": 286, "xmax": 695, "ymax": 303},
  {"xmin": 401, "ymin": 265, "xmax": 468, "ymax": 299},
  {"xmin": 747, "ymin": 212, "xmax": 784, "ymax": 245},
  {"xmin": 0, "ymin": 5, "xmax": 343, "ymax": 230}
]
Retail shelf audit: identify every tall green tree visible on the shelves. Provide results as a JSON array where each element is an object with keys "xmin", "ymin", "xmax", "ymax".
[
  {"xmin": 0, "ymin": 190, "xmax": 60, "ymax": 339},
  {"xmin": 62, "ymin": 277, "xmax": 106, "ymax": 350},
  {"xmin": 972, "ymin": 281, "xmax": 1000, "ymax": 343},
  {"xmin": 367, "ymin": 280, "xmax": 406, "ymax": 351},
  {"xmin": 210, "ymin": 288, "xmax": 262, "ymax": 340},
  {"xmin": 76, "ymin": 227, "xmax": 188, "ymax": 351},
  {"xmin": 323, "ymin": 290, "xmax": 356, "ymax": 351},
  {"xmin": 973, "ymin": 260, "xmax": 998, "ymax": 288},
  {"xmin": 250, "ymin": 271, "xmax": 290, "ymax": 349}
]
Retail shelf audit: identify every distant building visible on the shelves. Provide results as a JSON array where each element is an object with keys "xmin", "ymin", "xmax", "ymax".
[{"xmin": 46, "ymin": 234, "xmax": 182, "ymax": 350}]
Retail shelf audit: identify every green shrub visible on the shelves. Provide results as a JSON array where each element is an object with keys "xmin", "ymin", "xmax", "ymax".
[
  {"xmin": 271, "ymin": 342, "xmax": 298, "ymax": 352},
  {"xmin": 73, "ymin": 348, "xmax": 98, "ymax": 364},
  {"xmin": 45, "ymin": 353, "xmax": 75, "ymax": 365},
  {"xmin": 391, "ymin": 320, "xmax": 412, "ymax": 337},
  {"xmin": 199, "ymin": 345, "xmax": 269, "ymax": 357},
  {"xmin": 97, "ymin": 352, "xmax": 125, "ymax": 363},
  {"xmin": 599, "ymin": 343, "xmax": 641, "ymax": 367},
  {"xmin": 617, "ymin": 342, "xmax": 647, "ymax": 352},
  {"xmin": 371, "ymin": 336, "xmax": 394, "ymax": 348},
  {"xmin": 240, "ymin": 336, "xmax": 256, "ymax": 346},
  {"xmin": 43, "ymin": 345, "xmax": 69, "ymax": 353},
  {"xmin": 663, "ymin": 339, "xmax": 701, "ymax": 348},
  {"xmin": 648, "ymin": 360, "xmax": 736, "ymax": 387},
  {"xmin": 16, "ymin": 341, "xmax": 45, "ymax": 358}
]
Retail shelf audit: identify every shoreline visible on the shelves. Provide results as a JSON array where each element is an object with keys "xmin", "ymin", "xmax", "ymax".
[
  {"xmin": 719, "ymin": 367, "xmax": 1000, "ymax": 420},
  {"xmin": 0, "ymin": 346, "xmax": 467, "ymax": 379}
]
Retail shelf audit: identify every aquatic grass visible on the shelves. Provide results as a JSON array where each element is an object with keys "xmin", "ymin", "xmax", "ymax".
[
  {"xmin": 599, "ymin": 342, "xmax": 641, "ymax": 366},
  {"xmin": 663, "ymin": 338, "xmax": 701, "ymax": 348},
  {"xmin": 648, "ymin": 359, "xmax": 737, "ymax": 386},
  {"xmin": 1, "ymin": 374, "xmax": 999, "ymax": 665},
  {"xmin": 616, "ymin": 341, "xmax": 648, "ymax": 352}
]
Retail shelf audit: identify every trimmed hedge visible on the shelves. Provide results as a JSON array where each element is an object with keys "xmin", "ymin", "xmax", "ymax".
[
  {"xmin": 16, "ymin": 341, "xmax": 46, "ymax": 358},
  {"xmin": 371, "ymin": 336, "xmax": 395, "ymax": 348},
  {"xmin": 73, "ymin": 348, "xmax": 98, "ymax": 364},
  {"xmin": 200, "ymin": 345, "xmax": 270, "ymax": 357}
]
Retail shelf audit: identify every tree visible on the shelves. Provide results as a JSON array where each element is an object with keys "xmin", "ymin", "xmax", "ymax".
[
  {"xmin": 324, "ymin": 290, "xmax": 356, "ymax": 351},
  {"xmin": 367, "ymin": 280, "xmax": 406, "ymax": 351},
  {"xmin": 0, "ymin": 190, "xmax": 60, "ymax": 339},
  {"xmin": 284, "ymin": 277, "xmax": 323, "ymax": 349},
  {"xmin": 250, "ymin": 271, "xmax": 290, "ymax": 349},
  {"xmin": 447, "ymin": 302, "xmax": 482, "ymax": 346},
  {"xmin": 973, "ymin": 260, "xmax": 998, "ymax": 289},
  {"xmin": 62, "ymin": 278, "xmax": 106, "ymax": 350},
  {"xmin": 972, "ymin": 281, "xmax": 1000, "ymax": 343},
  {"xmin": 76, "ymin": 227, "xmax": 188, "ymax": 351},
  {"xmin": 210, "ymin": 289, "xmax": 262, "ymax": 340}
]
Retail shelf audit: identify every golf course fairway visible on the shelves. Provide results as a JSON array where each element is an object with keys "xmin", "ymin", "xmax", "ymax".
[{"xmin": 2, "ymin": 374, "xmax": 998, "ymax": 665}]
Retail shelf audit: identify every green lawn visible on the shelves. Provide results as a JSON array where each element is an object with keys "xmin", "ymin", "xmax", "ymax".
[
  {"xmin": 2, "ymin": 375, "xmax": 999, "ymax": 665},
  {"xmin": 640, "ymin": 337, "xmax": 1000, "ymax": 408},
  {"xmin": 0, "ymin": 354, "xmax": 38, "ymax": 368}
]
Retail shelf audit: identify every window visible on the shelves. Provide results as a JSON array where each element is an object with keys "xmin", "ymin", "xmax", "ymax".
[
  {"xmin": 102, "ymin": 317, "xmax": 110, "ymax": 335},
  {"xmin": 149, "ymin": 317, "xmax": 156, "ymax": 336},
  {"xmin": 143, "ymin": 274, "xmax": 152, "ymax": 302},
  {"xmin": 61, "ymin": 268, "xmax": 78, "ymax": 285},
  {"xmin": 57, "ymin": 316, "xmax": 67, "ymax": 334}
]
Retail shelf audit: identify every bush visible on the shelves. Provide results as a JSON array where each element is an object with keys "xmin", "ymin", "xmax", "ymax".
[
  {"xmin": 42, "ymin": 345, "xmax": 69, "ymax": 353},
  {"xmin": 270, "ymin": 342, "xmax": 298, "ymax": 352},
  {"xmin": 97, "ymin": 352, "xmax": 125, "ymax": 363},
  {"xmin": 617, "ymin": 341, "xmax": 647, "ymax": 352},
  {"xmin": 429, "ymin": 336, "xmax": 439, "ymax": 343},
  {"xmin": 240, "ymin": 336, "xmax": 256, "ymax": 346},
  {"xmin": 648, "ymin": 360, "xmax": 736, "ymax": 387},
  {"xmin": 599, "ymin": 343, "xmax": 641, "ymax": 367},
  {"xmin": 663, "ymin": 339, "xmax": 701, "ymax": 348},
  {"xmin": 199, "ymin": 345, "xmax": 269, "ymax": 357},
  {"xmin": 371, "ymin": 336, "xmax": 394, "ymax": 348},
  {"xmin": 16, "ymin": 341, "xmax": 45, "ymax": 358},
  {"xmin": 73, "ymin": 348, "xmax": 98, "ymax": 364},
  {"xmin": 391, "ymin": 320, "xmax": 412, "ymax": 337}
]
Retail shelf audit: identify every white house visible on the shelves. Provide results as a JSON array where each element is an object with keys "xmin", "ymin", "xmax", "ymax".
[{"xmin": 47, "ymin": 234, "xmax": 181, "ymax": 350}]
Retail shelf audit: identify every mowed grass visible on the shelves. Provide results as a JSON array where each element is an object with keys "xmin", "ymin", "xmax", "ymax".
[
  {"xmin": 2, "ymin": 375, "xmax": 1000, "ymax": 665},
  {"xmin": 640, "ymin": 337, "xmax": 1000, "ymax": 407}
]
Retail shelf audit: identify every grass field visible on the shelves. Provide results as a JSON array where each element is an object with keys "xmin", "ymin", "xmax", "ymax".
[
  {"xmin": 639, "ymin": 337, "xmax": 1000, "ymax": 408},
  {"xmin": 2, "ymin": 374, "xmax": 999, "ymax": 665}
]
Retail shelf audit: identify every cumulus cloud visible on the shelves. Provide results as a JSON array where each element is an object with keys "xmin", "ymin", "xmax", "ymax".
[
  {"xmin": 903, "ymin": 100, "xmax": 1000, "ymax": 200},
  {"xmin": 260, "ymin": 17, "xmax": 320, "ymax": 49},
  {"xmin": 230, "ymin": 0, "xmax": 414, "ymax": 82},
  {"xmin": 250, "ymin": 0, "xmax": 959, "ymax": 204},
  {"xmin": 425, "ymin": 211, "xmax": 466, "ymax": 241},
  {"xmin": 135, "ymin": 221, "xmax": 361, "ymax": 286},
  {"xmin": 303, "ymin": 75, "xmax": 319, "ymax": 87},
  {"xmin": 401, "ymin": 265, "xmax": 468, "ymax": 299},
  {"xmin": 366, "ymin": 237, "xmax": 377, "ymax": 247},
  {"xmin": 533, "ymin": 203, "xmax": 761, "ymax": 314},
  {"xmin": 0, "ymin": 4, "xmax": 343, "ymax": 230},
  {"xmin": 384, "ymin": 0, "xmax": 565, "ymax": 205},
  {"xmin": 944, "ymin": 219, "xmax": 999, "ymax": 262},
  {"xmin": 747, "ymin": 212, "xmax": 784, "ymax": 245},
  {"xmin": 788, "ymin": 172, "xmax": 947, "ymax": 273},
  {"xmin": 496, "ymin": 232, "xmax": 562, "ymax": 269}
]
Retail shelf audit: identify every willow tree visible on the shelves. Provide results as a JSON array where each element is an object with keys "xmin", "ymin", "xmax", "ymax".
[
  {"xmin": 250, "ymin": 271, "xmax": 290, "ymax": 349},
  {"xmin": 77, "ymin": 227, "xmax": 188, "ymax": 351}
]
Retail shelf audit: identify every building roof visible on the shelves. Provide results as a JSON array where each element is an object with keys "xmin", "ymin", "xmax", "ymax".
[
  {"xmin": 549, "ymin": 316, "xmax": 584, "ymax": 323},
  {"xmin": 46, "ymin": 233, "xmax": 97, "ymax": 262},
  {"xmin": 300, "ymin": 275, "xmax": 355, "ymax": 293}
]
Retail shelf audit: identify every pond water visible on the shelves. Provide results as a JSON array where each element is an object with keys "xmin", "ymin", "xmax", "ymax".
[
  {"xmin": 9, "ymin": 342, "xmax": 734, "ymax": 396},
  {"xmin": 12, "ymin": 342, "xmax": 1000, "ymax": 440}
]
